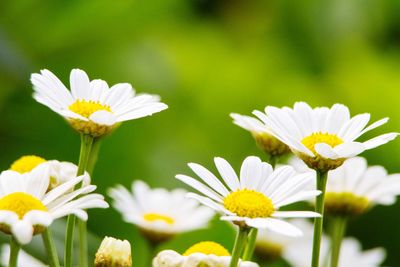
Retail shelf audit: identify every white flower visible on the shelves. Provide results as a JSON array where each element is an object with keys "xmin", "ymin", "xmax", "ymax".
[
  {"xmin": 0, "ymin": 165, "xmax": 108, "ymax": 244},
  {"xmin": 153, "ymin": 241, "xmax": 259, "ymax": 267},
  {"xmin": 176, "ymin": 156, "xmax": 320, "ymax": 236},
  {"xmin": 10, "ymin": 155, "xmax": 90, "ymax": 191},
  {"xmin": 108, "ymin": 181, "xmax": 214, "ymax": 242},
  {"xmin": 1, "ymin": 244, "xmax": 47, "ymax": 267},
  {"xmin": 283, "ymin": 220, "xmax": 385, "ymax": 267},
  {"xmin": 31, "ymin": 69, "xmax": 168, "ymax": 137},
  {"xmin": 230, "ymin": 113, "xmax": 289, "ymax": 156},
  {"xmin": 95, "ymin": 236, "xmax": 132, "ymax": 267},
  {"xmin": 254, "ymin": 102, "xmax": 398, "ymax": 170},
  {"xmin": 42, "ymin": 160, "xmax": 90, "ymax": 190},
  {"xmin": 325, "ymin": 157, "xmax": 400, "ymax": 216}
]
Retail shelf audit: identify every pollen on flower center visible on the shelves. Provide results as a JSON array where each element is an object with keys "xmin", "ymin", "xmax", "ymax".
[
  {"xmin": 69, "ymin": 100, "xmax": 112, "ymax": 118},
  {"xmin": 143, "ymin": 213, "xmax": 175, "ymax": 225},
  {"xmin": 183, "ymin": 241, "xmax": 230, "ymax": 256},
  {"xmin": 301, "ymin": 132, "xmax": 343, "ymax": 155},
  {"xmin": 10, "ymin": 155, "xmax": 46, "ymax": 173},
  {"xmin": 0, "ymin": 192, "xmax": 47, "ymax": 219},
  {"xmin": 223, "ymin": 189, "xmax": 274, "ymax": 218}
]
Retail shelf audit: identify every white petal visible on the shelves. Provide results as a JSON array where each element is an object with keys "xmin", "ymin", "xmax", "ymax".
[
  {"xmin": 214, "ymin": 157, "xmax": 240, "ymax": 191},
  {"xmin": 240, "ymin": 156, "xmax": 263, "ymax": 190},
  {"xmin": 23, "ymin": 211, "xmax": 53, "ymax": 226},
  {"xmin": 70, "ymin": 69, "xmax": 90, "ymax": 100},
  {"xmin": 314, "ymin": 143, "xmax": 339, "ymax": 159},
  {"xmin": 188, "ymin": 163, "xmax": 229, "ymax": 196},
  {"xmin": 89, "ymin": 110, "xmax": 117, "ymax": 126},
  {"xmin": 175, "ymin": 175, "xmax": 222, "ymax": 202},
  {"xmin": 272, "ymin": 211, "xmax": 321, "ymax": 218},
  {"xmin": 362, "ymin": 133, "xmax": 399, "ymax": 149},
  {"xmin": 333, "ymin": 142, "xmax": 365, "ymax": 158},
  {"xmin": 11, "ymin": 220, "xmax": 34, "ymax": 244}
]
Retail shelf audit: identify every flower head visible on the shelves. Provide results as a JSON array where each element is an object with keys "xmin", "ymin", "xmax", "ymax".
[
  {"xmin": 31, "ymin": 69, "xmax": 168, "ymax": 137},
  {"xmin": 325, "ymin": 157, "xmax": 400, "ymax": 217},
  {"xmin": 230, "ymin": 113, "xmax": 290, "ymax": 156},
  {"xmin": 283, "ymin": 220, "xmax": 385, "ymax": 267},
  {"xmin": 95, "ymin": 236, "xmax": 132, "ymax": 267},
  {"xmin": 254, "ymin": 102, "xmax": 398, "ymax": 171},
  {"xmin": 0, "ymin": 166, "xmax": 108, "ymax": 244},
  {"xmin": 153, "ymin": 241, "xmax": 259, "ymax": 267},
  {"xmin": 9, "ymin": 155, "xmax": 89, "ymax": 191},
  {"xmin": 176, "ymin": 156, "xmax": 320, "ymax": 236},
  {"xmin": 108, "ymin": 181, "xmax": 214, "ymax": 243}
]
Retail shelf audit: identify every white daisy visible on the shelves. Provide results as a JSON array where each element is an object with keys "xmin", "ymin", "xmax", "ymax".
[
  {"xmin": 176, "ymin": 156, "xmax": 321, "ymax": 236},
  {"xmin": 1, "ymin": 244, "xmax": 47, "ymax": 267},
  {"xmin": 10, "ymin": 155, "xmax": 90, "ymax": 190},
  {"xmin": 325, "ymin": 156, "xmax": 400, "ymax": 216},
  {"xmin": 0, "ymin": 165, "xmax": 108, "ymax": 244},
  {"xmin": 230, "ymin": 113, "xmax": 290, "ymax": 156},
  {"xmin": 283, "ymin": 220, "xmax": 385, "ymax": 267},
  {"xmin": 31, "ymin": 69, "xmax": 168, "ymax": 137},
  {"xmin": 95, "ymin": 236, "xmax": 131, "ymax": 267},
  {"xmin": 108, "ymin": 180, "xmax": 215, "ymax": 242},
  {"xmin": 153, "ymin": 241, "xmax": 259, "ymax": 267},
  {"xmin": 254, "ymin": 102, "xmax": 398, "ymax": 171}
]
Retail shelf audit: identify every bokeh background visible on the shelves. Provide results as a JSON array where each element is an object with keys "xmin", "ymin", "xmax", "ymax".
[{"xmin": 1, "ymin": 0, "xmax": 400, "ymax": 266}]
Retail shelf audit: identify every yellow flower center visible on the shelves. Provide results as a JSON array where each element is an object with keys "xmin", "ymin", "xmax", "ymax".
[
  {"xmin": 69, "ymin": 100, "xmax": 112, "ymax": 118},
  {"xmin": 223, "ymin": 189, "xmax": 274, "ymax": 218},
  {"xmin": 10, "ymin": 155, "xmax": 46, "ymax": 173},
  {"xmin": 0, "ymin": 192, "xmax": 47, "ymax": 219},
  {"xmin": 324, "ymin": 192, "xmax": 369, "ymax": 217},
  {"xmin": 183, "ymin": 241, "xmax": 230, "ymax": 256},
  {"xmin": 301, "ymin": 132, "xmax": 343, "ymax": 155},
  {"xmin": 143, "ymin": 213, "xmax": 174, "ymax": 225}
]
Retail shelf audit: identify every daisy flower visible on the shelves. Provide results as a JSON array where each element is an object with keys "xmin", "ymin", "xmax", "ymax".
[
  {"xmin": 153, "ymin": 241, "xmax": 259, "ymax": 267},
  {"xmin": 31, "ymin": 69, "xmax": 168, "ymax": 137},
  {"xmin": 108, "ymin": 180, "xmax": 215, "ymax": 243},
  {"xmin": 253, "ymin": 102, "xmax": 398, "ymax": 171},
  {"xmin": 95, "ymin": 236, "xmax": 132, "ymax": 267},
  {"xmin": 325, "ymin": 157, "xmax": 400, "ymax": 217},
  {"xmin": 283, "ymin": 220, "xmax": 385, "ymax": 267},
  {"xmin": 0, "ymin": 165, "xmax": 108, "ymax": 244},
  {"xmin": 230, "ymin": 113, "xmax": 290, "ymax": 156},
  {"xmin": 10, "ymin": 155, "xmax": 89, "ymax": 190},
  {"xmin": 1, "ymin": 244, "xmax": 47, "ymax": 267},
  {"xmin": 176, "ymin": 156, "xmax": 321, "ymax": 236}
]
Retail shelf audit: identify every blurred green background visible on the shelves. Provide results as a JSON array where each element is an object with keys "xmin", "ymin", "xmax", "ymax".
[{"xmin": 1, "ymin": 0, "xmax": 400, "ymax": 266}]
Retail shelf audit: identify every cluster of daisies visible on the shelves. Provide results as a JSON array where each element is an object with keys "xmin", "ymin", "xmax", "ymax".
[{"xmin": 1, "ymin": 68, "xmax": 398, "ymax": 267}]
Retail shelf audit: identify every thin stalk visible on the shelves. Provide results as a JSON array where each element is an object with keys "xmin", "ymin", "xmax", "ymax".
[
  {"xmin": 42, "ymin": 229, "xmax": 61, "ymax": 267},
  {"xmin": 229, "ymin": 227, "xmax": 250, "ymax": 267},
  {"xmin": 64, "ymin": 134, "xmax": 93, "ymax": 267},
  {"xmin": 242, "ymin": 228, "xmax": 257, "ymax": 260},
  {"xmin": 9, "ymin": 237, "xmax": 20, "ymax": 267},
  {"xmin": 79, "ymin": 137, "xmax": 102, "ymax": 267},
  {"xmin": 311, "ymin": 170, "xmax": 328, "ymax": 267},
  {"xmin": 330, "ymin": 216, "xmax": 347, "ymax": 267}
]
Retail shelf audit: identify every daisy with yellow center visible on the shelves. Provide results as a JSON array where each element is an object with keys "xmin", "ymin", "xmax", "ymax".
[
  {"xmin": 0, "ymin": 166, "xmax": 108, "ymax": 244},
  {"xmin": 253, "ymin": 102, "xmax": 398, "ymax": 171},
  {"xmin": 108, "ymin": 181, "xmax": 214, "ymax": 243},
  {"xmin": 230, "ymin": 113, "xmax": 290, "ymax": 157},
  {"xmin": 176, "ymin": 156, "xmax": 320, "ymax": 235},
  {"xmin": 31, "ymin": 69, "xmax": 168, "ymax": 137},
  {"xmin": 326, "ymin": 157, "xmax": 400, "ymax": 217},
  {"xmin": 9, "ymin": 155, "xmax": 90, "ymax": 191},
  {"xmin": 153, "ymin": 241, "xmax": 259, "ymax": 267}
]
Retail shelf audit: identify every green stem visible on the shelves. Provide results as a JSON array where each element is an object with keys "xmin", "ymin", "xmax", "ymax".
[
  {"xmin": 9, "ymin": 237, "xmax": 20, "ymax": 267},
  {"xmin": 79, "ymin": 137, "xmax": 102, "ymax": 267},
  {"xmin": 42, "ymin": 229, "xmax": 61, "ymax": 267},
  {"xmin": 330, "ymin": 217, "xmax": 347, "ymax": 267},
  {"xmin": 229, "ymin": 227, "xmax": 250, "ymax": 267},
  {"xmin": 311, "ymin": 170, "xmax": 328, "ymax": 267},
  {"xmin": 242, "ymin": 228, "xmax": 257, "ymax": 260},
  {"xmin": 64, "ymin": 134, "xmax": 93, "ymax": 267}
]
